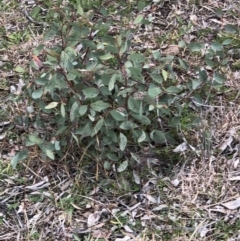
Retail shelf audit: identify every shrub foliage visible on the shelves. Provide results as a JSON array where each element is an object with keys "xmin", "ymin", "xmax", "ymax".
[{"xmin": 12, "ymin": 1, "xmax": 233, "ymax": 169}]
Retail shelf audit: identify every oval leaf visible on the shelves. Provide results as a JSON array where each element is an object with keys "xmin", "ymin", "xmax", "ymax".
[
  {"xmin": 29, "ymin": 135, "xmax": 43, "ymax": 145},
  {"xmin": 11, "ymin": 150, "xmax": 28, "ymax": 169},
  {"xmin": 165, "ymin": 86, "xmax": 182, "ymax": 93},
  {"xmin": 187, "ymin": 42, "xmax": 203, "ymax": 52},
  {"xmin": 82, "ymin": 87, "xmax": 99, "ymax": 99},
  {"xmin": 134, "ymin": 15, "xmax": 144, "ymax": 24},
  {"xmin": 128, "ymin": 96, "xmax": 140, "ymax": 113},
  {"xmin": 32, "ymin": 88, "xmax": 43, "ymax": 99},
  {"xmin": 90, "ymin": 101, "xmax": 110, "ymax": 112},
  {"xmin": 162, "ymin": 69, "xmax": 168, "ymax": 81},
  {"xmin": 109, "ymin": 74, "xmax": 117, "ymax": 91},
  {"xmin": 91, "ymin": 118, "xmax": 104, "ymax": 137},
  {"xmin": 150, "ymin": 130, "xmax": 166, "ymax": 143},
  {"xmin": 224, "ymin": 24, "xmax": 238, "ymax": 33},
  {"xmin": 110, "ymin": 110, "xmax": 126, "ymax": 121},
  {"xmin": 138, "ymin": 130, "xmax": 146, "ymax": 143},
  {"xmin": 45, "ymin": 102, "xmax": 59, "ymax": 109},
  {"xmin": 46, "ymin": 149, "xmax": 55, "ymax": 160},
  {"xmin": 79, "ymin": 105, "xmax": 88, "ymax": 116},
  {"xmin": 148, "ymin": 86, "xmax": 162, "ymax": 98},
  {"xmin": 117, "ymin": 160, "xmax": 128, "ymax": 172},
  {"xmin": 99, "ymin": 53, "xmax": 113, "ymax": 60},
  {"xmin": 70, "ymin": 102, "xmax": 79, "ymax": 122},
  {"xmin": 119, "ymin": 133, "xmax": 127, "ymax": 151},
  {"xmin": 120, "ymin": 121, "xmax": 138, "ymax": 130}
]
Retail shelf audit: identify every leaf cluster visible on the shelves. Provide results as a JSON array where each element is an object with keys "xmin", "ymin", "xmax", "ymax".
[{"xmin": 12, "ymin": 2, "xmax": 233, "ymax": 170}]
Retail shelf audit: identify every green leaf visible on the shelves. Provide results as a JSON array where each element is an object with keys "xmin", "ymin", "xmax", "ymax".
[
  {"xmin": 162, "ymin": 69, "xmax": 168, "ymax": 81},
  {"xmin": 110, "ymin": 110, "xmax": 126, "ymax": 121},
  {"xmin": 192, "ymin": 94, "xmax": 203, "ymax": 105},
  {"xmin": 178, "ymin": 58, "xmax": 189, "ymax": 69},
  {"xmin": 129, "ymin": 53, "xmax": 145, "ymax": 66},
  {"xmin": 119, "ymin": 121, "xmax": 138, "ymax": 130},
  {"xmin": 105, "ymin": 45, "xmax": 118, "ymax": 53},
  {"xmin": 152, "ymin": 51, "xmax": 162, "ymax": 60},
  {"xmin": 56, "ymin": 126, "xmax": 68, "ymax": 135},
  {"xmin": 45, "ymin": 102, "xmax": 59, "ymax": 109},
  {"xmin": 191, "ymin": 79, "xmax": 202, "ymax": 90},
  {"xmin": 31, "ymin": 6, "xmax": 41, "ymax": 18},
  {"xmin": 150, "ymin": 130, "xmax": 166, "ymax": 143},
  {"xmin": 169, "ymin": 116, "xmax": 180, "ymax": 128},
  {"xmin": 82, "ymin": 87, "xmax": 99, "ymax": 99},
  {"xmin": 32, "ymin": 88, "xmax": 43, "ymax": 99},
  {"xmin": 130, "ymin": 152, "xmax": 140, "ymax": 162},
  {"xmin": 138, "ymin": 130, "xmax": 146, "ymax": 143},
  {"xmin": 11, "ymin": 150, "xmax": 28, "ymax": 169},
  {"xmin": 71, "ymin": 132, "xmax": 79, "ymax": 146},
  {"xmin": 150, "ymin": 73, "xmax": 163, "ymax": 84},
  {"xmin": 178, "ymin": 40, "xmax": 186, "ymax": 48},
  {"xmin": 107, "ymin": 152, "xmax": 119, "ymax": 161},
  {"xmin": 205, "ymin": 58, "xmax": 216, "ymax": 68},
  {"xmin": 46, "ymin": 149, "xmax": 55, "ymax": 160},
  {"xmin": 224, "ymin": 24, "xmax": 238, "ymax": 33},
  {"xmin": 104, "ymin": 161, "xmax": 111, "ymax": 170},
  {"xmin": 199, "ymin": 69, "xmax": 208, "ymax": 81},
  {"xmin": 138, "ymin": 1, "xmax": 146, "ymax": 11},
  {"xmin": 213, "ymin": 72, "xmax": 225, "ymax": 84},
  {"xmin": 29, "ymin": 135, "xmax": 44, "ymax": 145},
  {"xmin": 210, "ymin": 42, "xmax": 223, "ymax": 52},
  {"xmin": 35, "ymin": 77, "xmax": 48, "ymax": 85},
  {"xmin": 100, "ymin": 86, "xmax": 112, "ymax": 95},
  {"xmin": 44, "ymin": 29, "xmax": 57, "ymax": 41},
  {"xmin": 132, "ymin": 114, "xmax": 151, "ymax": 125},
  {"xmin": 222, "ymin": 39, "xmax": 232, "ymax": 45},
  {"xmin": 128, "ymin": 96, "xmax": 140, "ymax": 113},
  {"xmin": 119, "ymin": 133, "xmax": 127, "ymax": 151},
  {"xmin": 77, "ymin": 122, "xmax": 93, "ymax": 139},
  {"xmin": 187, "ymin": 42, "xmax": 203, "ymax": 52},
  {"xmin": 14, "ymin": 66, "xmax": 25, "ymax": 73},
  {"xmin": 76, "ymin": 2, "xmax": 84, "ymax": 16},
  {"xmin": 117, "ymin": 160, "xmax": 128, "ymax": 172},
  {"xmin": 134, "ymin": 14, "xmax": 144, "ymax": 24},
  {"xmin": 100, "ymin": 7, "xmax": 108, "ymax": 17},
  {"xmin": 165, "ymin": 86, "xmax": 182, "ymax": 93},
  {"xmin": 60, "ymin": 50, "xmax": 73, "ymax": 69},
  {"xmin": 90, "ymin": 101, "xmax": 110, "ymax": 112},
  {"xmin": 128, "ymin": 67, "xmax": 144, "ymax": 81},
  {"xmin": 119, "ymin": 33, "xmax": 130, "ymax": 56},
  {"xmin": 33, "ymin": 44, "xmax": 45, "ymax": 55},
  {"xmin": 118, "ymin": 87, "xmax": 135, "ymax": 97},
  {"xmin": 91, "ymin": 118, "xmax": 104, "ymax": 137},
  {"xmin": 79, "ymin": 105, "xmax": 88, "ymax": 116},
  {"xmin": 44, "ymin": 55, "xmax": 58, "ymax": 67},
  {"xmin": 99, "ymin": 53, "xmax": 113, "ymax": 60},
  {"xmin": 70, "ymin": 102, "xmax": 79, "ymax": 122},
  {"xmin": 109, "ymin": 74, "xmax": 117, "ymax": 91},
  {"xmin": 148, "ymin": 84, "xmax": 162, "ymax": 98},
  {"xmin": 82, "ymin": 39, "xmax": 96, "ymax": 49},
  {"xmin": 215, "ymin": 8, "xmax": 223, "ymax": 17}
]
